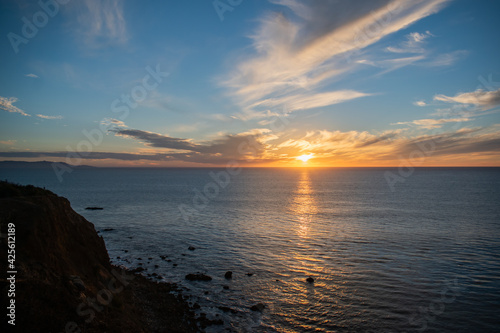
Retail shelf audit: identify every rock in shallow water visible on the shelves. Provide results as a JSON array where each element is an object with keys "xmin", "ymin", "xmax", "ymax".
[
  {"xmin": 131, "ymin": 267, "xmax": 145, "ymax": 273},
  {"xmin": 306, "ymin": 277, "xmax": 315, "ymax": 283},
  {"xmin": 185, "ymin": 273, "xmax": 212, "ymax": 281},
  {"xmin": 250, "ymin": 303, "xmax": 266, "ymax": 312},
  {"xmin": 224, "ymin": 271, "xmax": 232, "ymax": 279},
  {"xmin": 218, "ymin": 306, "xmax": 238, "ymax": 314}
]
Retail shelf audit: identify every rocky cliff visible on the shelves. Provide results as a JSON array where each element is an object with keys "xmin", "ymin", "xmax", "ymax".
[{"xmin": 0, "ymin": 181, "xmax": 199, "ymax": 332}]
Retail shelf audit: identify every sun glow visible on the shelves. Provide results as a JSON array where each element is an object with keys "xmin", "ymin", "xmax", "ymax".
[{"xmin": 297, "ymin": 154, "xmax": 313, "ymax": 163}]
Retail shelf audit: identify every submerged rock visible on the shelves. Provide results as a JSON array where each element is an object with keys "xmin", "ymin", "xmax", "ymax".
[
  {"xmin": 85, "ymin": 206, "xmax": 103, "ymax": 210},
  {"xmin": 218, "ymin": 306, "xmax": 238, "ymax": 314},
  {"xmin": 188, "ymin": 246, "xmax": 196, "ymax": 251},
  {"xmin": 185, "ymin": 273, "xmax": 212, "ymax": 281},
  {"xmin": 224, "ymin": 271, "xmax": 233, "ymax": 279},
  {"xmin": 306, "ymin": 277, "xmax": 315, "ymax": 283},
  {"xmin": 198, "ymin": 314, "xmax": 224, "ymax": 329},
  {"xmin": 131, "ymin": 267, "xmax": 145, "ymax": 273},
  {"xmin": 250, "ymin": 303, "xmax": 266, "ymax": 312}
]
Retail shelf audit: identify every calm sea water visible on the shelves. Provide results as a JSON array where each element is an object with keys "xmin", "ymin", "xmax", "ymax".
[{"xmin": 2, "ymin": 167, "xmax": 500, "ymax": 332}]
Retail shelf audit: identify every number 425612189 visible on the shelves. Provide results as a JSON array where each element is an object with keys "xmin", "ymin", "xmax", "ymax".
[{"xmin": 7, "ymin": 222, "xmax": 16, "ymax": 270}]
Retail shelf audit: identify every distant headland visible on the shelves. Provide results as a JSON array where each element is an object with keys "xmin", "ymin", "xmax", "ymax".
[{"xmin": 0, "ymin": 160, "xmax": 96, "ymax": 169}]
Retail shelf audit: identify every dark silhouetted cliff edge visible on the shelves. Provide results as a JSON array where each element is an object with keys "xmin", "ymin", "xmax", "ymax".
[{"xmin": 0, "ymin": 181, "xmax": 200, "ymax": 332}]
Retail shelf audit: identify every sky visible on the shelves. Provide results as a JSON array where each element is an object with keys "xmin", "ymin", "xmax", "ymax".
[{"xmin": 0, "ymin": 0, "xmax": 499, "ymax": 167}]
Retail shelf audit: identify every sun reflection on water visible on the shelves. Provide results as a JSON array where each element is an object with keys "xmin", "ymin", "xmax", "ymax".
[{"xmin": 289, "ymin": 170, "xmax": 318, "ymax": 238}]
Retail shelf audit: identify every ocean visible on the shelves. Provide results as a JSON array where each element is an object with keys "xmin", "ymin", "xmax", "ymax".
[{"xmin": 2, "ymin": 167, "xmax": 500, "ymax": 332}]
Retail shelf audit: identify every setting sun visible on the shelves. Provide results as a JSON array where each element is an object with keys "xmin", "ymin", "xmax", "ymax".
[{"xmin": 297, "ymin": 154, "xmax": 314, "ymax": 162}]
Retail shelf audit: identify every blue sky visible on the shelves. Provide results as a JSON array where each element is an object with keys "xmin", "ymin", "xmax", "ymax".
[{"xmin": 1, "ymin": 0, "xmax": 499, "ymax": 167}]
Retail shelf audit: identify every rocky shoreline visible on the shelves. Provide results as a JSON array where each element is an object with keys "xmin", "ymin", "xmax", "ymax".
[{"xmin": 0, "ymin": 181, "xmax": 202, "ymax": 332}]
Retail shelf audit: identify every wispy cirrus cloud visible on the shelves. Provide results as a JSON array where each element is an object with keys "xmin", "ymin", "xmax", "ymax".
[
  {"xmin": 0, "ymin": 96, "xmax": 63, "ymax": 119},
  {"xmin": 25, "ymin": 73, "xmax": 39, "ymax": 78},
  {"xmin": 222, "ymin": 0, "xmax": 449, "ymax": 118},
  {"xmin": 101, "ymin": 118, "xmax": 127, "ymax": 128},
  {"xmin": 386, "ymin": 31, "xmax": 433, "ymax": 53},
  {"xmin": 73, "ymin": 0, "xmax": 128, "ymax": 48},
  {"xmin": 393, "ymin": 117, "xmax": 472, "ymax": 129},
  {"xmin": 420, "ymin": 50, "xmax": 468, "ymax": 67},
  {"xmin": 35, "ymin": 114, "xmax": 63, "ymax": 120},
  {"xmin": 0, "ymin": 96, "xmax": 30, "ymax": 117},
  {"xmin": 382, "ymin": 30, "xmax": 467, "ymax": 68},
  {"xmin": 245, "ymin": 90, "xmax": 372, "ymax": 118},
  {"xmin": 434, "ymin": 88, "xmax": 500, "ymax": 110},
  {"xmin": 399, "ymin": 87, "xmax": 500, "ymax": 130},
  {"xmin": 360, "ymin": 42, "xmax": 466, "ymax": 73},
  {"xmin": 360, "ymin": 55, "xmax": 426, "ymax": 77}
]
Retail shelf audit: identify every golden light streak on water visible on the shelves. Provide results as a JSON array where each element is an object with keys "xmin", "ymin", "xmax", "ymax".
[{"xmin": 290, "ymin": 170, "xmax": 318, "ymax": 239}]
